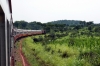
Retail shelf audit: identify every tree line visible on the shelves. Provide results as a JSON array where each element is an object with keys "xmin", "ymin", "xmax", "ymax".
[{"xmin": 13, "ymin": 20, "xmax": 100, "ymax": 33}]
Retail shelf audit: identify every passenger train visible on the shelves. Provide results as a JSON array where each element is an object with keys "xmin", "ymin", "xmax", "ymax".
[
  {"xmin": 13, "ymin": 28, "xmax": 45, "ymax": 42},
  {"xmin": 0, "ymin": 0, "xmax": 45, "ymax": 66}
]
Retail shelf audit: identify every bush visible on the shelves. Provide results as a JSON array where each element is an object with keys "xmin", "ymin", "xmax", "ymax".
[
  {"xmin": 61, "ymin": 51, "xmax": 69, "ymax": 58},
  {"xmin": 68, "ymin": 38, "xmax": 75, "ymax": 46},
  {"xmin": 33, "ymin": 38, "xmax": 39, "ymax": 42},
  {"xmin": 33, "ymin": 36, "xmax": 43, "ymax": 43}
]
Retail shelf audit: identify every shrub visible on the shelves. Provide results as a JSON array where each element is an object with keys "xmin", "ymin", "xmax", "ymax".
[
  {"xmin": 45, "ymin": 46, "xmax": 51, "ymax": 52},
  {"xmin": 68, "ymin": 38, "xmax": 75, "ymax": 46},
  {"xmin": 33, "ymin": 38, "xmax": 39, "ymax": 42},
  {"xmin": 61, "ymin": 51, "xmax": 69, "ymax": 58}
]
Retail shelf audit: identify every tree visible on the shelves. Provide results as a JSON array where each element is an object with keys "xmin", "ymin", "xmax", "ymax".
[
  {"xmin": 79, "ymin": 21, "xmax": 86, "ymax": 26},
  {"xmin": 13, "ymin": 21, "xmax": 19, "ymax": 28},
  {"xmin": 74, "ymin": 25, "xmax": 81, "ymax": 30},
  {"xmin": 13, "ymin": 21, "xmax": 28, "ymax": 29},
  {"xmin": 86, "ymin": 21, "xmax": 94, "ymax": 26},
  {"xmin": 20, "ymin": 21, "xmax": 28, "ymax": 29},
  {"xmin": 93, "ymin": 26, "xmax": 100, "ymax": 32}
]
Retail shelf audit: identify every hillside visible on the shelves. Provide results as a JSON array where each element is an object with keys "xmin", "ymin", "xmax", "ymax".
[
  {"xmin": 13, "ymin": 20, "xmax": 94, "ymax": 31},
  {"xmin": 48, "ymin": 20, "xmax": 86, "ymax": 26}
]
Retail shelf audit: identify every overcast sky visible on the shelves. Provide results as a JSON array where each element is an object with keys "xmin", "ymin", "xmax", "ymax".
[{"xmin": 12, "ymin": 0, "xmax": 100, "ymax": 23}]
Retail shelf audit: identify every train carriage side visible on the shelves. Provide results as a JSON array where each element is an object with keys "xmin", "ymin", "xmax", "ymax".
[
  {"xmin": 0, "ymin": 0, "xmax": 13, "ymax": 66},
  {"xmin": 13, "ymin": 29, "xmax": 45, "ymax": 41}
]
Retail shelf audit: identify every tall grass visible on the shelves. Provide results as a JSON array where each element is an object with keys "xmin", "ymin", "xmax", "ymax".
[{"xmin": 21, "ymin": 34, "xmax": 100, "ymax": 66}]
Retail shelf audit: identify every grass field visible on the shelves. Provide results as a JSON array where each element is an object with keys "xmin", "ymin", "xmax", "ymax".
[{"xmin": 21, "ymin": 34, "xmax": 100, "ymax": 66}]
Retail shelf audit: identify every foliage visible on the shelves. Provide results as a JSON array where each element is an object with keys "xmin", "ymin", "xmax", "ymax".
[
  {"xmin": 15, "ymin": 20, "xmax": 100, "ymax": 66},
  {"xmin": 13, "ymin": 20, "xmax": 97, "ymax": 34},
  {"xmin": 22, "ymin": 33, "xmax": 100, "ymax": 66}
]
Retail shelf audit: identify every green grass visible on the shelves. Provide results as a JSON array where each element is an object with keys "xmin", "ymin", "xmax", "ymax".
[
  {"xmin": 15, "ymin": 41, "xmax": 23, "ymax": 66},
  {"xmin": 21, "ymin": 35, "xmax": 100, "ymax": 66},
  {"xmin": 15, "ymin": 61, "xmax": 22, "ymax": 66}
]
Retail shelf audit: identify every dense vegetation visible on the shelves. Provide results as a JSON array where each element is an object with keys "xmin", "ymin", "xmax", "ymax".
[
  {"xmin": 13, "ymin": 20, "xmax": 96, "ymax": 33},
  {"xmin": 48, "ymin": 20, "xmax": 87, "ymax": 26},
  {"xmin": 20, "ymin": 22, "xmax": 100, "ymax": 66}
]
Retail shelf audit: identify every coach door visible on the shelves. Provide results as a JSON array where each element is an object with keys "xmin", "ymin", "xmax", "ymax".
[{"xmin": 0, "ymin": 5, "xmax": 11, "ymax": 66}]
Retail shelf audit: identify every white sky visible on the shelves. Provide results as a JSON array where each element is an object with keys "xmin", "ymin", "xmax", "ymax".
[{"xmin": 12, "ymin": 0, "xmax": 100, "ymax": 23}]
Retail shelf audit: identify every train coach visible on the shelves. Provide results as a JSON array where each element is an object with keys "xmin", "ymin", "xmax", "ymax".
[
  {"xmin": 0, "ymin": 0, "xmax": 46, "ymax": 65},
  {"xmin": 0, "ymin": 0, "xmax": 13, "ymax": 66},
  {"xmin": 13, "ymin": 28, "xmax": 45, "ymax": 42}
]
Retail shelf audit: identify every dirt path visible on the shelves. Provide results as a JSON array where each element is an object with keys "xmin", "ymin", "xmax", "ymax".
[
  {"xmin": 19, "ymin": 39, "xmax": 30, "ymax": 66},
  {"xmin": 14, "ymin": 38, "xmax": 50, "ymax": 66},
  {"xmin": 14, "ymin": 40, "xmax": 23, "ymax": 66},
  {"xmin": 14, "ymin": 39, "xmax": 30, "ymax": 66}
]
